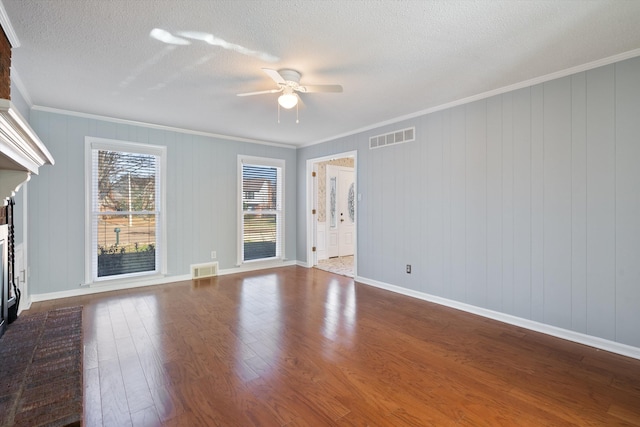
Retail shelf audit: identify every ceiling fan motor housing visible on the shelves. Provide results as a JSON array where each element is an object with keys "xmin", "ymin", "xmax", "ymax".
[{"xmin": 278, "ymin": 69, "xmax": 302, "ymax": 87}]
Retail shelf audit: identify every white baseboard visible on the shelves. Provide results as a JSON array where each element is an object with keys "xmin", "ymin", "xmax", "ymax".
[
  {"xmin": 17, "ymin": 295, "xmax": 32, "ymax": 313},
  {"xmin": 29, "ymin": 261, "xmax": 298, "ymax": 303},
  {"xmin": 30, "ymin": 274, "xmax": 192, "ymax": 303},
  {"xmin": 355, "ymin": 275, "xmax": 640, "ymax": 361}
]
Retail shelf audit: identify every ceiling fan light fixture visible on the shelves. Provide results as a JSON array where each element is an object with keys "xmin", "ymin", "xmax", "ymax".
[{"xmin": 278, "ymin": 92, "xmax": 298, "ymax": 109}]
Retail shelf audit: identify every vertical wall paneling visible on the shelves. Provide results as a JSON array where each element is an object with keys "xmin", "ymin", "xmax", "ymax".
[
  {"xmin": 174, "ymin": 133, "xmax": 187, "ymax": 272},
  {"xmin": 425, "ymin": 113, "xmax": 444, "ymax": 296},
  {"xmin": 512, "ymin": 88, "xmax": 533, "ymax": 318},
  {"xmin": 186, "ymin": 134, "xmax": 197, "ymax": 267},
  {"xmin": 66, "ymin": 117, "xmax": 90, "ymax": 286},
  {"xmin": 370, "ymin": 138, "xmax": 384, "ymax": 280},
  {"xmin": 394, "ymin": 140, "xmax": 407, "ymax": 287},
  {"xmin": 543, "ymin": 77, "xmax": 573, "ymax": 329},
  {"xmin": 27, "ymin": 111, "xmax": 296, "ymax": 294},
  {"xmin": 30, "ymin": 112, "xmax": 49, "ymax": 294},
  {"xmin": 441, "ymin": 110, "xmax": 453, "ymax": 299},
  {"xmin": 379, "ymin": 143, "xmax": 394, "ymax": 284},
  {"xmin": 614, "ymin": 57, "xmax": 640, "ymax": 347},
  {"xmin": 409, "ymin": 119, "xmax": 424, "ymax": 291},
  {"xmin": 570, "ymin": 73, "xmax": 588, "ymax": 333},
  {"xmin": 585, "ymin": 65, "xmax": 616, "ymax": 341},
  {"xmin": 449, "ymin": 106, "xmax": 467, "ymax": 302},
  {"xmin": 295, "ymin": 56, "xmax": 640, "ymax": 350},
  {"xmin": 392, "ymin": 142, "xmax": 406, "ymax": 287},
  {"xmin": 47, "ymin": 115, "xmax": 68, "ymax": 291},
  {"xmin": 196, "ymin": 137, "xmax": 210, "ymax": 261},
  {"xmin": 193, "ymin": 136, "xmax": 203, "ymax": 259},
  {"xmin": 367, "ymin": 141, "xmax": 378, "ymax": 280},
  {"xmin": 24, "ymin": 55, "xmax": 640, "ymax": 352},
  {"xmin": 408, "ymin": 119, "xmax": 422, "ymax": 291},
  {"xmin": 163, "ymin": 130, "xmax": 178, "ymax": 275},
  {"xmin": 485, "ymin": 96, "xmax": 503, "ymax": 311},
  {"xmin": 465, "ymin": 101, "xmax": 487, "ymax": 307},
  {"xmin": 530, "ymin": 84, "xmax": 545, "ymax": 322},
  {"xmin": 501, "ymin": 93, "xmax": 514, "ymax": 314}
]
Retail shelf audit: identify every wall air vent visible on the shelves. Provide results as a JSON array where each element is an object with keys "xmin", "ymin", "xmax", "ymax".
[
  {"xmin": 191, "ymin": 262, "xmax": 219, "ymax": 279},
  {"xmin": 369, "ymin": 127, "xmax": 415, "ymax": 149}
]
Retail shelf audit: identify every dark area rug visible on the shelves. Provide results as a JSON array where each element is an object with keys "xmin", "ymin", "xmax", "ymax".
[{"xmin": 0, "ymin": 306, "xmax": 83, "ymax": 427}]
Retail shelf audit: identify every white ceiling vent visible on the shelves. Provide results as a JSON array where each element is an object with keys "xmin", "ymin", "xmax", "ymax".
[{"xmin": 369, "ymin": 127, "xmax": 415, "ymax": 149}]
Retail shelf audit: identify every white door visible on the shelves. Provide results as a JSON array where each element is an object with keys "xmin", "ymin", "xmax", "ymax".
[{"xmin": 326, "ymin": 165, "xmax": 355, "ymax": 258}]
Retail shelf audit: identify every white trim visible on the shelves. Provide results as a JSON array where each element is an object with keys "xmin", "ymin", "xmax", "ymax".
[
  {"xmin": 302, "ymin": 48, "xmax": 640, "ymax": 148},
  {"xmin": 32, "ymin": 105, "xmax": 296, "ymax": 149},
  {"xmin": 31, "ymin": 274, "xmax": 192, "ymax": 303},
  {"xmin": 305, "ymin": 151, "xmax": 358, "ymax": 274},
  {"xmin": 0, "ymin": 2, "xmax": 20, "ymax": 47},
  {"xmin": 25, "ymin": 50, "xmax": 640, "ymax": 150},
  {"xmin": 237, "ymin": 155, "xmax": 286, "ymax": 266},
  {"xmin": 355, "ymin": 275, "xmax": 640, "ymax": 361},
  {"xmin": 20, "ymin": 183, "xmax": 28, "ymax": 310},
  {"xmin": 84, "ymin": 137, "xmax": 167, "ymax": 285},
  {"xmin": 29, "ymin": 260, "xmax": 297, "ymax": 302},
  {"xmin": 19, "ymin": 295, "xmax": 31, "ymax": 312},
  {"xmin": 0, "ymin": 99, "xmax": 55, "ymax": 171}
]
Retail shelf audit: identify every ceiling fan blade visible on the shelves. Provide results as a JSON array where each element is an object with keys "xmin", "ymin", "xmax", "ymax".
[
  {"xmin": 237, "ymin": 88, "xmax": 282, "ymax": 97},
  {"xmin": 298, "ymin": 84, "xmax": 343, "ymax": 93},
  {"xmin": 262, "ymin": 68, "xmax": 286, "ymax": 84}
]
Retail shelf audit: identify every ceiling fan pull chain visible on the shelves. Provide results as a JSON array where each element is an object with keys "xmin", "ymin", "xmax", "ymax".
[
  {"xmin": 296, "ymin": 102, "xmax": 299, "ymax": 124},
  {"xmin": 277, "ymin": 102, "xmax": 281, "ymax": 124}
]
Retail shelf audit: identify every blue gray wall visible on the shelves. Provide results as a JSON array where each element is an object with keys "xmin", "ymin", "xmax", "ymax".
[
  {"xmin": 297, "ymin": 56, "xmax": 640, "ymax": 348},
  {"xmin": 18, "ymin": 56, "xmax": 640, "ymax": 349},
  {"xmin": 26, "ymin": 110, "xmax": 297, "ymax": 294}
]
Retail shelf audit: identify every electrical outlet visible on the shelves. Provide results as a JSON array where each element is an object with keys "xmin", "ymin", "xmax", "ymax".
[
  {"xmin": 406, "ymin": 264, "xmax": 411, "ymax": 274},
  {"xmin": 211, "ymin": 251, "xmax": 217, "ymax": 260}
]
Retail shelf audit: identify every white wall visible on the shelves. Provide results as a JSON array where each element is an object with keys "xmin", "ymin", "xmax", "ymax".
[
  {"xmin": 297, "ymin": 56, "xmax": 640, "ymax": 349},
  {"xmin": 25, "ymin": 110, "xmax": 297, "ymax": 295}
]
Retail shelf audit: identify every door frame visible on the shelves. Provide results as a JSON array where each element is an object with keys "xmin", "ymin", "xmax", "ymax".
[{"xmin": 305, "ymin": 150, "xmax": 357, "ymax": 273}]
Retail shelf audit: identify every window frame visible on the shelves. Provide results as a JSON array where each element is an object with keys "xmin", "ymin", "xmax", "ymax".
[
  {"xmin": 84, "ymin": 137, "xmax": 167, "ymax": 285},
  {"xmin": 237, "ymin": 155, "xmax": 285, "ymax": 265}
]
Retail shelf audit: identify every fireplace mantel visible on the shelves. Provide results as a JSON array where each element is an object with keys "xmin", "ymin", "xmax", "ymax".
[{"xmin": 0, "ymin": 98, "xmax": 54, "ymax": 201}]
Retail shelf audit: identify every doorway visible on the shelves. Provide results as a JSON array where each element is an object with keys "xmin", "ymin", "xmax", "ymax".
[
  {"xmin": 306, "ymin": 152, "xmax": 357, "ymax": 278},
  {"xmin": 326, "ymin": 165, "xmax": 355, "ymax": 258}
]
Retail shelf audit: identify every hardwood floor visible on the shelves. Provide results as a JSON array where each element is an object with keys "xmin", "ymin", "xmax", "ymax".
[{"xmin": 27, "ymin": 266, "xmax": 640, "ymax": 426}]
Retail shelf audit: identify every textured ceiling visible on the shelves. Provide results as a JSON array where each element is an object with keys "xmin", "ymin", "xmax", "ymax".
[{"xmin": 3, "ymin": 0, "xmax": 640, "ymax": 147}]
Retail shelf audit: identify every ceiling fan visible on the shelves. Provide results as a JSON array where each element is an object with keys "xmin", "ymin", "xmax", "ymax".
[{"xmin": 237, "ymin": 68, "xmax": 343, "ymax": 111}]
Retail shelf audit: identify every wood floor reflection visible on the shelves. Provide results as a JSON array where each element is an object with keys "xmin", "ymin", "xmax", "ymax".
[{"xmin": 28, "ymin": 266, "xmax": 640, "ymax": 426}]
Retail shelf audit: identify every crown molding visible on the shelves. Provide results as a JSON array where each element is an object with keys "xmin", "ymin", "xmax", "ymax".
[
  {"xmin": 0, "ymin": 1, "xmax": 20, "ymax": 47},
  {"xmin": 303, "ymin": 48, "xmax": 640, "ymax": 148},
  {"xmin": 31, "ymin": 105, "xmax": 297, "ymax": 150}
]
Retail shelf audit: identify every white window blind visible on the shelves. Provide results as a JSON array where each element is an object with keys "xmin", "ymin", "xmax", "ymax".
[
  {"xmin": 90, "ymin": 146, "xmax": 161, "ymax": 280},
  {"xmin": 240, "ymin": 158, "xmax": 284, "ymax": 262}
]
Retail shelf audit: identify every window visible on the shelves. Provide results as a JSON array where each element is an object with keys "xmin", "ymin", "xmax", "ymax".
[
  {"xmin": 238, "ymin": 156, "xmax": 284, "ymax": 263},
  {"xmin": 85, "ymin": 138, "xmax": 166, "ymax": 283}
]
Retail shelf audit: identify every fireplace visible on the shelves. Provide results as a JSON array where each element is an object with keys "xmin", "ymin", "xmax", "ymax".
[
  {"xmin": 0, "ymin": 198, "xmax": 18, "ymax": 338},
  {"xmin": 0, "ymin": 222, "xmax": 6, "ymax": 337},
  {"xmin": 0, "ymin": 18, "xmax": 54, "ymax": 339}
]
